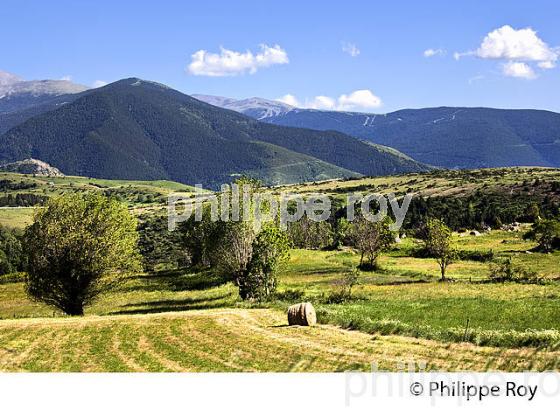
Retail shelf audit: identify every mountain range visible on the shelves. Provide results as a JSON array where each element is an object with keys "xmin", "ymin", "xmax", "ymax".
[
  {"xmin": 0, "ymin": 73, "xmax": 426, "ymax": 187},
  {"xmin": 2, "ymin": 70, "xmax": 559, "ymax": 188},
  {"xmin": 0, "ymin": 72, "xmax": 87, "ymax": 134},
  {"xmin": 194, "ymin": 95, "xmax": 560, "ymax": 169}
]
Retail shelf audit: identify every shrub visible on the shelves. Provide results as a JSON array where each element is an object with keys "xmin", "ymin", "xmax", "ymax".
[
  {"xmin": 326, "ymin": 268, "xmax": 360, "ymax": 304},
  {"xmin": 489, "ymin": 258, "xmax": 543, "ymax": 284},
  {"xmin": 523, "ymin": 219, "xmax": 560, "ymax": 252},
  {"xmin": 456, "ymin": 249, "xmax": 495, "ymax": 262},
  {"xmin": 273, "ymin": 289, "xmax": 305, "ymax": 302},
  {"xmin": 138, "ymin": 215, "xmax": 188, "ymax": 272}
]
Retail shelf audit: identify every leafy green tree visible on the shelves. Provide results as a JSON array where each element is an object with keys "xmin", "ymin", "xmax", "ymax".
[
  {"xmin": 24, "ymin": 194, "xmax": 141, "ymax": 315},
  {"xmin": 348, "ymin": 216, "xmax": 394, "ymax": 270},
  {"xmin": 523, "ymin": 219, "xmax": 560, "ymax": 252},
  {"xmin": 214, "ymin": 220, "xmax": 256, "ymax": 284},
  {"xmin": 332, "ymin": 216, "xmax": 350, "ymax": 249},
  {"xmin": 526, "ymin": 203, "xmax": 541, "ymax": 222},
  {"xmin": 179, "ymin": 207, "xmax": 223, "ymax": 268},
  {"xmin": 0, "ymin": 224, "xmax": 25, "ymax": 275},
  {"xmin": 138, "ymin": 215, "xmax": 188, "ymax": 272},
  {"xmin": 240, "ymin": 223, "xmax": 290, "ymax": 300},
  {"xmin": 209, "ymin": 177, "xmax": 262, "ymax": 280},
  {"xmin": 287, "ymin": 215, "xmax": 334, "ymax": 249},
  {"xmin": 422, "ymin": 218, "xmax": 455, "ymax": 281}
]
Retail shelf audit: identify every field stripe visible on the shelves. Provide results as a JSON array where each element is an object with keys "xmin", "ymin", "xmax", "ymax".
[{"xmin": 0, "ymin": 309, "xmax": 558, "ymax": 372}]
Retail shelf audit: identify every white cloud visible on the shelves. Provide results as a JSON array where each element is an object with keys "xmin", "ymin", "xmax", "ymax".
[
  {"xmin": 92, "ymin": 80, "xmax": 108, "ymax": 88},
  {"xmin": 308, "ymin": 95, "xmax": 337, "ymax": 110},
  {"xmin": 277, "ymin": 89, "xmax": 382, "ymax": 112},
  {"xmin": 475, "ymin": 25, "xmax": 557, "ymax": 63},
  {"xmin": 337, "ymin": 89, "xmax": 382, "ymax": 111},
  {"xmin": 538, "ymin": 60, "xmax": 556, "ymax": 69},
  {"xmin": 453, "ymin": 51, "xmax": 466, "ymax": 61},
  {"xmin": 187, "ymin": 44, "xmax": 288, "ymax": 77},
  {"xmin": 502, "ymin": 61, "xmax": 536, "ymax": 79},
  {"xmin": 342, "ymin": 42, "xmax": 360, "ymax": 57},
  {"xmin": 60, "ymin": 75, "xmax": 72, "ymax": 81},
  {"xmin": 455, "ymin": 25, "xmax": 559, "ymax": 79},
  {"xmin": 276, "ymin": 94, "xmax": 300, "ymax": 107},
  {"xmin": 468, "ymin": 74, "xmax": 485, "ymax": 84},
  {"xmin": 423, "ymin": 48, "xmax": 445, "ymax": 57}
]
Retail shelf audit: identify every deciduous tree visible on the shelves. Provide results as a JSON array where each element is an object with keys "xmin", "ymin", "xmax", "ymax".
[
  {"xmin": 422, "ymin": 218, "xmax": 455, "ymax": 281},
  {"xmin": 348, "ymin": 216, "xmax": 394, "ymax": 270},
  {"xmin": 24, "ymin": 194, "xmax": 141, "ymax": 315}
]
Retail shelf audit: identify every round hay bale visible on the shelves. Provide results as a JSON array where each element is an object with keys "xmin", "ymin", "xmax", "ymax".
[{"xmin": 287, "ymin": 302, "xmax": 316, "ymax": 326}]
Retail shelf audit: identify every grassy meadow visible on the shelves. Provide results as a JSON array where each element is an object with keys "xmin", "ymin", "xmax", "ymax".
[{"xmin": 0, "ymin": 168, "xmax": 559, "ymax": 371}]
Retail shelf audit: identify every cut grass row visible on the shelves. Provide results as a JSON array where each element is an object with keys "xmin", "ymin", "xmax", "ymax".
[
  {"xmin": 0, "ymin": 224, "xmax": 559, "ymax": 356},
  {"xmin": 1, "ymin": 309, "xmax": 558, "ymax": 372}
]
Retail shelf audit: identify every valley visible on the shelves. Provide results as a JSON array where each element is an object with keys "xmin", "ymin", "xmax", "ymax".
[{"xmin": 0, "ymin": 167, "xmax": 559, "ymax": 371}]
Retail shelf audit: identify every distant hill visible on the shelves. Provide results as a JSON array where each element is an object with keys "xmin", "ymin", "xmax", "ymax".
[
  {"xmin": 196, "ymin": 95, "xmax": 560, "ymax": 169},
  {"xmin": 193, "ymin": 94, "xmax": 294, "ymax": 120},
  {"xmin": 0, "ymin": 78, "xmax": 427, "ymax": 188},
  {"xmin": 0, "ymin": 70, "xmax": 87, "ymax": 134}
]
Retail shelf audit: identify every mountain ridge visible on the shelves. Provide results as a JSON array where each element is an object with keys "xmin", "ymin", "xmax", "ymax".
[
  {"xmin": 194, "ymin": 95, "xmax": 560, "ymax": 169},
  {"xmin": 0, "ymin": 70, "xmax": 88, "ymax": 134},
  {"xmin": 0, "ymin": 78, "xmax": 427, "ymax": 188}
]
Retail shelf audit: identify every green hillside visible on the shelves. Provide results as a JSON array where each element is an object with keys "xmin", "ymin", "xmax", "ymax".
[
  {"xmin": 0, "ymin": 79, "xmax": 427, "ymax": 188},
  {"xmin": 260, "ymin": 106, "xmax": 560, "ymax": 168}
]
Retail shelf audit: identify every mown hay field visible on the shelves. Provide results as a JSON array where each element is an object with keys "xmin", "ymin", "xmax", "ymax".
[
  {"xmin": 1, "ymin": 309, "xmax": 558, "ymax": 372},
  {"xmin": 0, "ymin": 226, "xmax": 559, "ymax": 371}
]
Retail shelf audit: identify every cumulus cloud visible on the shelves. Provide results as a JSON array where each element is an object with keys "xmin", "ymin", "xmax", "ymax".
[
  {"xmin": 455, "ymin": 25, "xmax": 559, "ymax": 79},
  {"xmin": 423, "ymin": 48, "xmax": 446, "ymax": 57},
  {"xmin": 276, "ymin": 94, "xmax": 300, "ymax": 107},
  {"xmin": 92, "ymin": 80, "xmax": 108, "ymax": 88},
  {"xmin": 337, "ymin": 90, "xmax": 382, "ymax": 111},
  {"xmin": 475, "ymin": 25, "xmax": 557, "ymax": 63},
  {"xmin": 538, "ymin": 60, "xmax": 556, "ymax": 69},
  {"xmin": 308, "ymin": 95, "xmax": 337, "ymax": 110},
  {"xmin": 342, "ymin": 42, "xmax": 360, "ymax": 57},
  {"xmin": 187, "ymin": 44, "xmax": 288, "ymax": 77},
  {"xmin": 60, "ymin": 75, "xmax": 72, "ymax": 81},
  {"xmin": 276, "ymin": 89, "xmax": 382, "ymax": 112},
  {"xmin": 502, "ymin": 61, "xmax": 536, "ymax": 79}
]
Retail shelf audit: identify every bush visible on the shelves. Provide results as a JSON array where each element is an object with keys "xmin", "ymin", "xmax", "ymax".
[
  {"xmin": 456, "ymin": 249, "xmax": 495, "ymax": 262},
  {"xmin": 523, "ymin": 219, "xmax": 560, "ymax": 252},
  {"xmin": 273, "ymin": 289, "xmax": 305, "ymax": 302},
  {"xmin": 326, "ymin": 268, "xmax": 360, "ymax": 304},
  {"xmin": 489, "ymin": 258, "xmax": 543, "ymax": 284}
]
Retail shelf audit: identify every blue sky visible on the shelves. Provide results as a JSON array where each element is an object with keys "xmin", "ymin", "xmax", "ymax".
[{"xmin": 2, "ymin": 0, "xmax": 559, "ymax": 112}]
